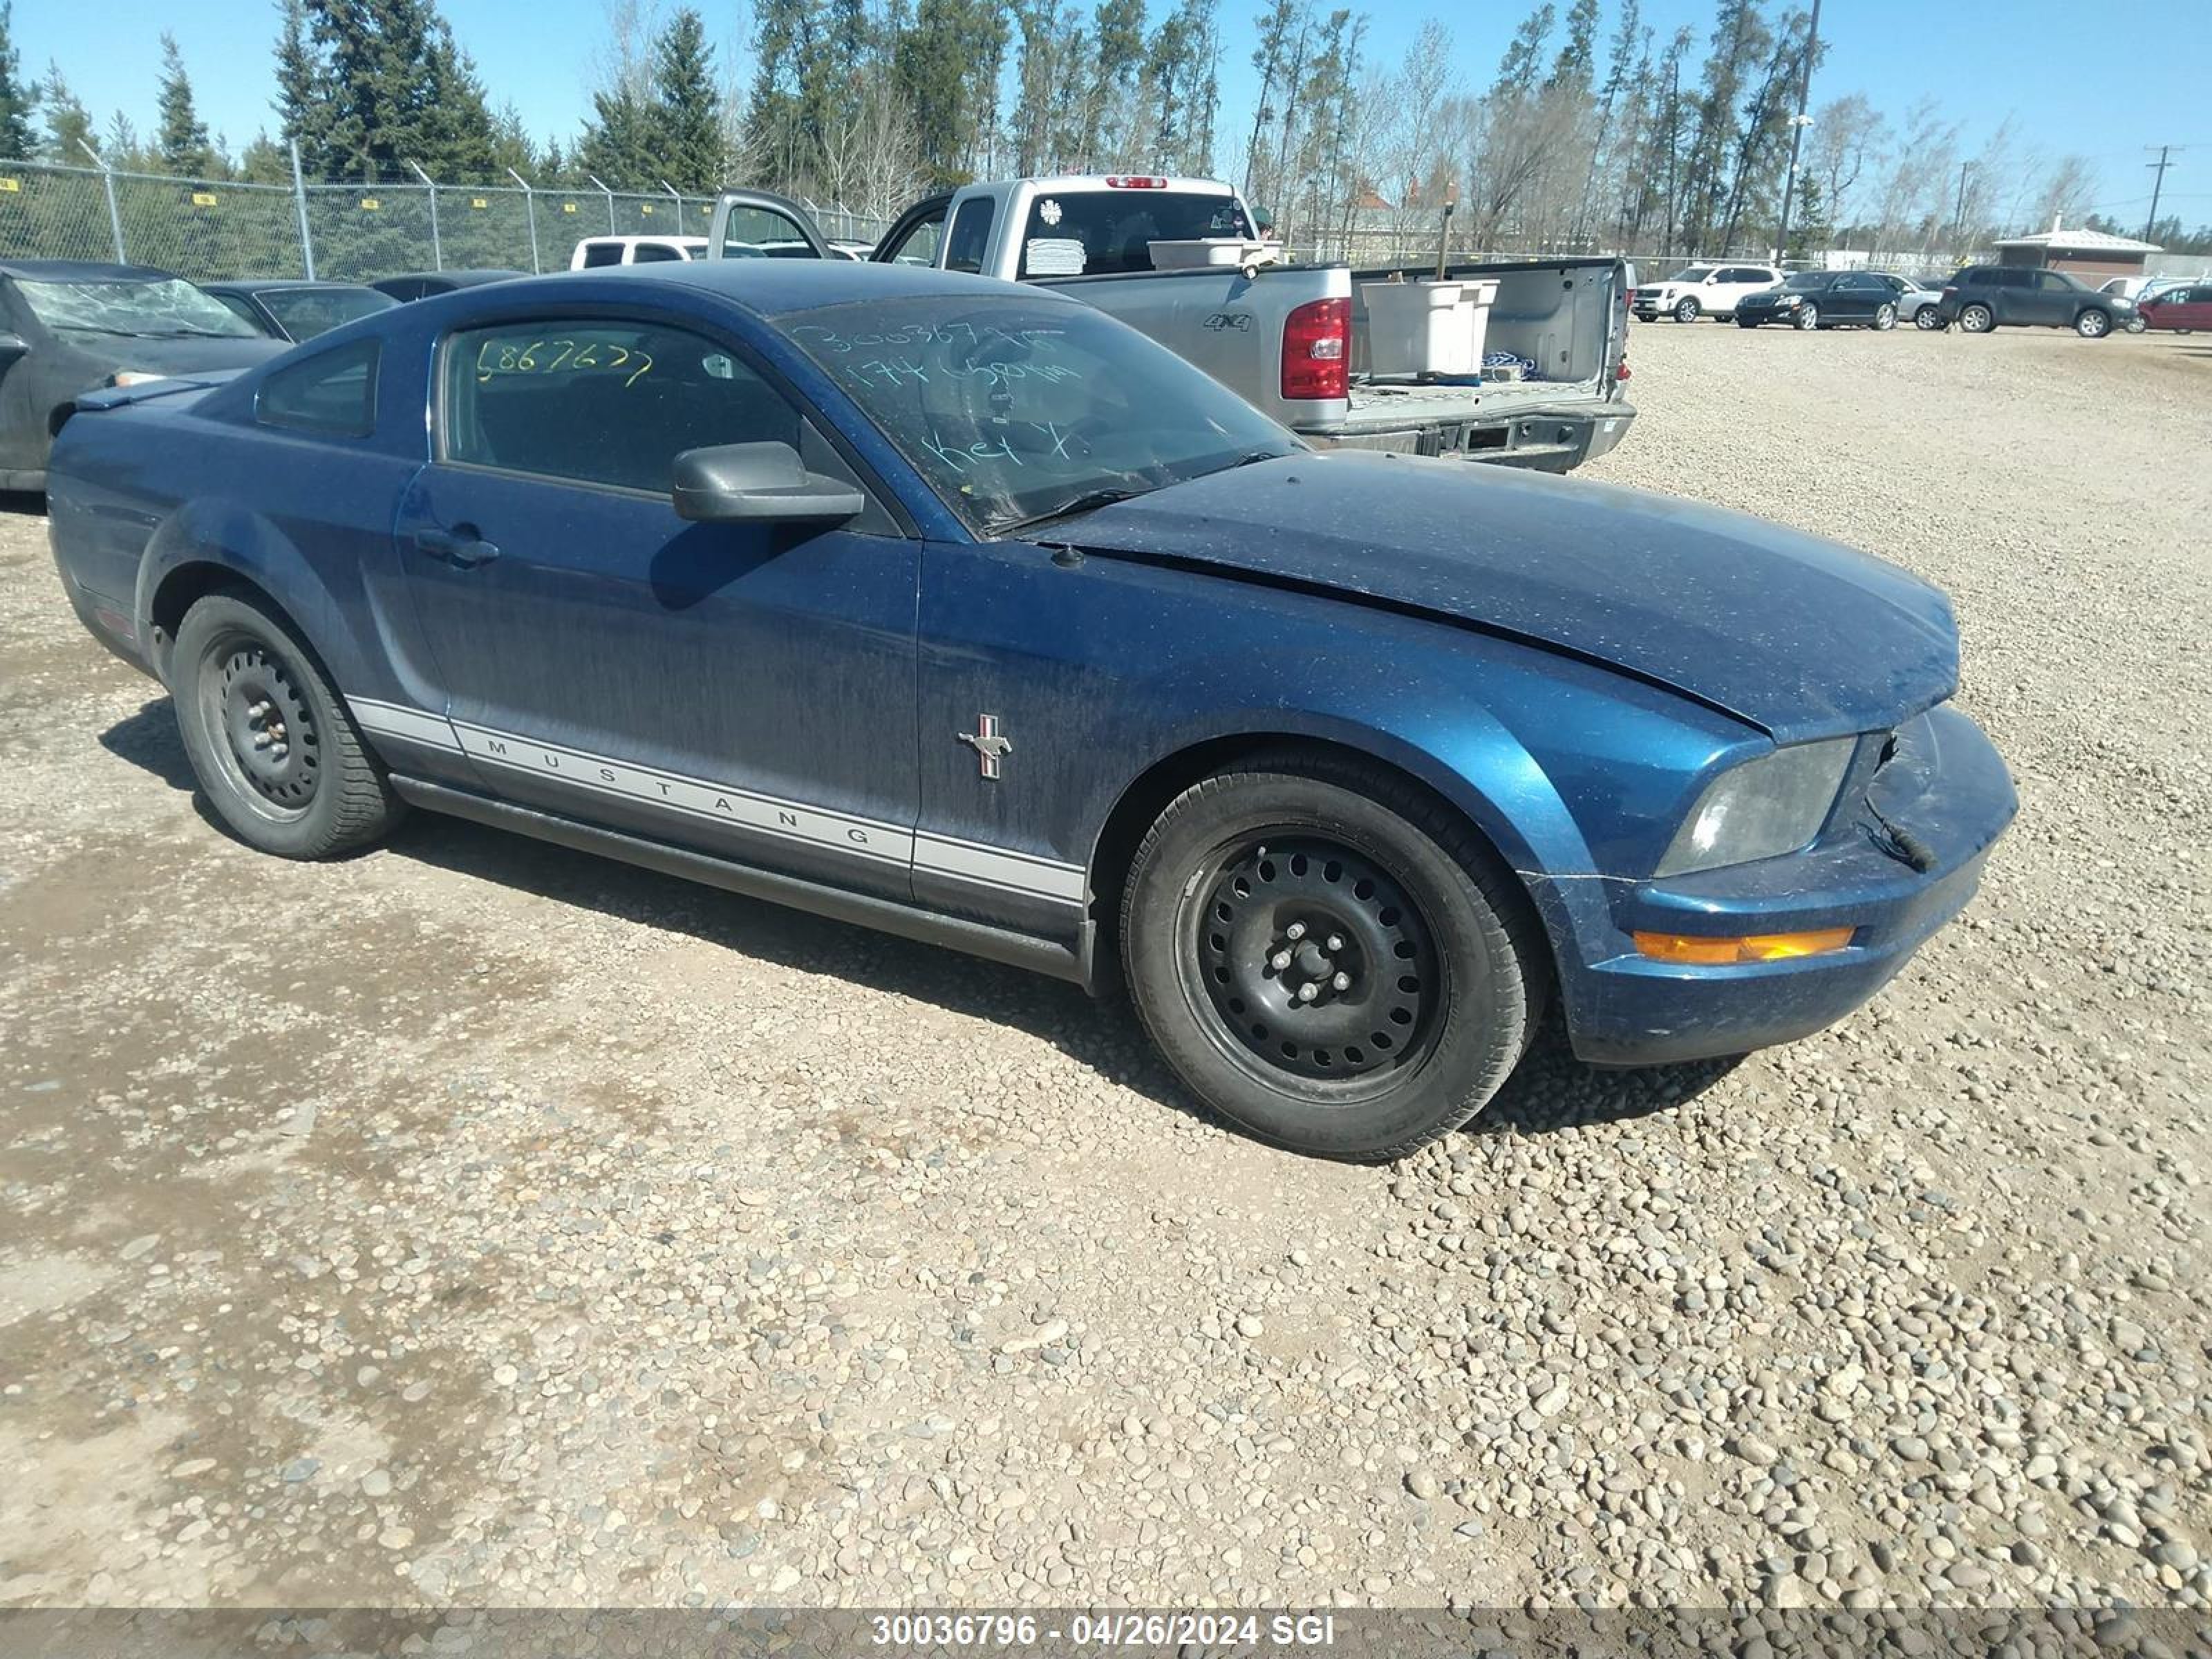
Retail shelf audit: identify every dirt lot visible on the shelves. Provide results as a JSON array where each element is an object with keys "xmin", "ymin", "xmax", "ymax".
[{"xmin": 1, "ymin": 323, "xmax": 2206, "ymax": 1613}]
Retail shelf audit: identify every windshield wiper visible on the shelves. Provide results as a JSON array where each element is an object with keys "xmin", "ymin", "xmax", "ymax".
[
  {"xmin": 147, "ymin": 326, "xmax": 247, "ymax": 339},
  {"xmin": 53, "ymin": 323, "xmax": 144, "ymax": 337},
  {"xmin": 992, "ymin": 487, "xmax": 1147, "ymax": 537}
]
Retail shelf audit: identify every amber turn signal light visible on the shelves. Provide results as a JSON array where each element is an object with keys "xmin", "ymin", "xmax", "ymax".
[{"xmin": 1633, "ymin": 927, "xmax": 1855, "ymax": 965}]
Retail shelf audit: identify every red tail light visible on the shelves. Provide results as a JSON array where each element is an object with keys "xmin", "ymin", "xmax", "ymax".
[
  {"xmin": 1104, "ymin": 176, "xmax": 1168, "ymax": 189},
  {"xmin": 1616, "ymin": 357, "xmax": 1631, "ymax": 382},
  {"xmin": 1282, "ymin": 297, "xmax": 1350, "ymax": 400}
]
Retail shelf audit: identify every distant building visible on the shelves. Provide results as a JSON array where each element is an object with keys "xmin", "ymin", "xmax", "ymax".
[{"xmin": 1990, "ymin": 218, "xmax": 2162, "ymax": 282}]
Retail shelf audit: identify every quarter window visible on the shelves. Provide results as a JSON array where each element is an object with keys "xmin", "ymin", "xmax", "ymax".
[
  {"xmin": 440, "ymin": 318, "xmax": 800, "ymax": 494},
  {"xmin": 256, "ymin": 337, "xmax": 379, "ymax": 438}
]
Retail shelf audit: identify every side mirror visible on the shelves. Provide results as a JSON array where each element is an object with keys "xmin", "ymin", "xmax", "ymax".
[
  {"xmin": 671, "ymin": 442, "xmax": 863, "ymax": 525},
  {"xmin": 0, "ymin": 332, "xmax": 28, "ymax": 366}
]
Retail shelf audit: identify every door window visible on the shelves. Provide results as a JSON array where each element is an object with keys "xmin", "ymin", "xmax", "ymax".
[
  {"xmin": 881, "ymin": 210, "xmax": 945, "ymax": 268},
  {"xmin": 212, "ymin": 292, "xmax": 265, "ymax": 330},
  {"xmin": 631, "ymin": 242, "xmax": 686, "ymax": 263},
  {"xmin": 944, "ymin": 198, "xmax": 997, "ymax": 274},
  {"xmin": 719, "ymin": 203, "xmax": 813, "ymax": 259},
  {"xmin": 577, "ymin": 241, "xmax": 626, "ymax": 268},
  {"xmin": 440, "ymin": 319, "xmax": 800, "ymax": 494},
  {"xmin": 2034, "ymin": 270, "xmax": 2074, "ymax": 292}
]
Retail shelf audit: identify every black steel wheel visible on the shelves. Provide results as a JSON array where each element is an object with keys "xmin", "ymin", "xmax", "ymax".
[
  {"xmin": 1187, "ymin": 835, "xmax": 1444, "ymax": 1088},
  {"xmin": 205, "ymin": 636, "xmax": 321, "ymax": 814},
  {"xmin": 1122, "ymin": 754, "xmax": 1541, "ymax": 1161},
  {"xmin": 171, "ymin": 589, "xmax": 403, "ymax": 859}
]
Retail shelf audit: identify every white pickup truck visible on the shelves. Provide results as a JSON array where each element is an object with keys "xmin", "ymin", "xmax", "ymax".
[{"xmin": 707, "ymin": 176, "xmax": 1637, "ymax": 474}]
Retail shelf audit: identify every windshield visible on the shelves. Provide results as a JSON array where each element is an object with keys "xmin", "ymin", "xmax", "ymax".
[
  {"xmin": 1018, "ymin": 189, "xmax": 1253, "ymax": 277},
  {"xmin": 257, "ymin": 285, "xmax": 396, "ymax": 340},
  {"xmin": 779, "ymin": 295, "xmax": 1299, "ymax": 536},
  {"xmin": 1669, "ymin": 266, "xmax": 1714, "ymax": 283},
  {"xmin": 16, "ymin": 276, "xmax": 263, "ymax": 339}
]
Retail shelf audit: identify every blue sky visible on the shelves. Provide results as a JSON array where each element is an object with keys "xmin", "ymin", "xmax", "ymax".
[{"xmin": 17, "ymin": 0, "xmax": 2211, "ymax": 227}]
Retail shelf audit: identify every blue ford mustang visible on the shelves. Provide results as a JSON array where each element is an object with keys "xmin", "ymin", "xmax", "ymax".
[{"xmin": 46, "ymin": 261, "xmax": 2016, "ymax": 1161}]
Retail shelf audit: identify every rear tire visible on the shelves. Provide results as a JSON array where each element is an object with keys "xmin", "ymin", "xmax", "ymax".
[
  {"xmin": 1959, "ymin": 303, "xmax": 1994, "ymax": 333},
  {"xmin": 170, "ymin": 590, "xmax": 403, "ymax": 860},
  {"xmin": 1120, "ymin": 755, "xmax": 1541, "ymax": 1162},
  {"xmin": 1873, "ymin": 303, "xmax": 1897, "ymax": 331},
  {"xmin": 1736, "ymin": 317, "xmax": 1759, "ymax": 328},
  {"xmin": 1673, "ymin": 296, "xmax": 1701, "ymax": 323},
  {"xmin": 1913, "ymin": 305, "xmax": 1943, "ymax": 330}
]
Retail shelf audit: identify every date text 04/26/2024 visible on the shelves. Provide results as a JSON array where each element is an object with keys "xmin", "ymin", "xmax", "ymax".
[{"xmin": 868, "ymin": 1612, "xmax": 1340, "ymax": 1649}]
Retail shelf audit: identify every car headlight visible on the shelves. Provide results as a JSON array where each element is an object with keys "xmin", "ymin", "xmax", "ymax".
[
  {"xmin": 1656, "ymin": 738, "xmax": 1856, "ymax": 877},
  {"xmin": 1776, "ymin": 294, "xmax": 1799, "ymax": 306}
]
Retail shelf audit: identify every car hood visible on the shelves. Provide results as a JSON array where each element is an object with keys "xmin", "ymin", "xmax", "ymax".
[
  {"xmin": 1060, "ymin": 451, "xmax": 1958, "ymax": 743},
  {"xmin": 51, "ymin": 333, "xmax": 290, "ymax": 376}
]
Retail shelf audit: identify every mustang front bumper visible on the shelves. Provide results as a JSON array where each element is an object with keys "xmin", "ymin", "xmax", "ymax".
[{"xmin": 1555, "ymin": 704, "xmax": 2018, "ymax": 1066}]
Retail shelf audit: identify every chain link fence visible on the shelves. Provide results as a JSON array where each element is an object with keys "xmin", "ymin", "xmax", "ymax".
[{"xmin": 0, "ymin": 157, "xmax": 890, "ymax": 283}]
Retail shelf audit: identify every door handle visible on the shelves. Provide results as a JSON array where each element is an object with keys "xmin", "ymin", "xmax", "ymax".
[{"xmin": 410, "ymin": 525, "xmax": 501, "ymax": 569}]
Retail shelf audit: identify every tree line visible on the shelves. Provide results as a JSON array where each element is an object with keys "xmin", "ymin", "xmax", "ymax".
[{"xmin": 3, "ymin": 0, "xmax": 2205, "ymax": 259}]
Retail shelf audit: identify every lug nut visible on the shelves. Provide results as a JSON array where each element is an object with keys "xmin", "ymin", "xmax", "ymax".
[
  {"xmin": 1297, "ymin": 982, "xmax": 1319, "ymax": 1003},
  {"xmin": 1327, "ymin": 935, "xmax": 1344, "ymax": 953},
  {"xmin": 1271, "ymin": 950, "xmax": 1292, "ymax": 971},
  {"xmin": 1286, "ymin": 921, "xmax": 1306, "ymax": 941},
  {"xmin": 1332, "ymin": 971, "xmax": 1351, "ymax": 991}
]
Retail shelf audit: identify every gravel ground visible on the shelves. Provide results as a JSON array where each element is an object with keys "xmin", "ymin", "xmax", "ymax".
[{"xmin": 1, "ymin": 322, "xmax": 2206, "ymax": 1613}]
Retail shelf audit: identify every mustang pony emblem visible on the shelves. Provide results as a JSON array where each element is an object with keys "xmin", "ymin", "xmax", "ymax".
[{"xmin": 958, "ymin": 714, "xmax": 1013, "ymax": 779}]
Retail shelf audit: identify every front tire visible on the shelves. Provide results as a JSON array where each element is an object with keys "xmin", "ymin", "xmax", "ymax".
[
  {"xmin": 1736, "ymin": 317, "xmax": 1760, "ymax": 328},
  {"xmin": 1673, "ymin": 296, "xmax": 1701, "ymax": 323},
  {"xmin": 171, "ymin": 590, "xmax": 403, "ymax": 859},
  {"xmin": 1959, "ymin": 303, "xmax": 1994, "ymax": 333},
  {"xmin": 1873, "ymin": 303, "xmax": 1897, "ymax": 331},
  {"xmin": 1121, "ymin": 756, "xmax": 1540, "ymax": 1162},
  {"xmin": 1794, "ymin": 303, "xmax": 1820, "ymax": 330},
  {"xmin": 2075, "ymin": 308, "xmax": 2110, "ymax": 338}
]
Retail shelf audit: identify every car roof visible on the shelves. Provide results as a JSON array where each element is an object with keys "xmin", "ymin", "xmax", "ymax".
[
  {"xmin": 467, "ymin": 258, "xmax": 1069, "ymax": 317},
  {"xmin": 0, "ymin": 259, "xmax": 178, "ymax": 282}
]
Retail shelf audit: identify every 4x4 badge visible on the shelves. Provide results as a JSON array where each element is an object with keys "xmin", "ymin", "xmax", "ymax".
[{"xmin": 957, "ymin": 714, "xmax": 1012, "ymax": 780}]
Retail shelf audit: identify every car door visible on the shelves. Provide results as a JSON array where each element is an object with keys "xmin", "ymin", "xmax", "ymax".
[
  {"xmin": 391, "ymin": 306, "xmax": 923, "ymax": 901},
  {"xmin": 2023, "ymin": 270, "xmax": 2074, "ymax": 326},
  {"xmin": 1835, "ymin": 273, "xmax": 1884, "ymax": 321}
]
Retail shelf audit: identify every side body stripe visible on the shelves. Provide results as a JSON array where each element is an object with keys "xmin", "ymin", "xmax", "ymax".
[{"xmin": 347, "ymin": 695, "xmax": 1085, "ymax": 906}]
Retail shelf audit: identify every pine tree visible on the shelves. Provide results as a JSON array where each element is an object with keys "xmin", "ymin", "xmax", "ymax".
[
  {"xmin": 156, "ymin": 32, "xmax": 221, "ymax": 176},
  {"xmin": 272, "ymin": 0, "xmax": 324, "ymax": 163},
  {"xmin": 1547, "ymin": 0, "xmax": 1599, "ymax": 91},
  {"xmin": 1494, "ymin": 5, "xmax": 1556, "ymax": 91},
  {"xmin": 39, "ymin": 61, "xmax": 94, "ymax": 162},
  {"xmin": 296, "ymin": 0, "xmax": 500, "ymax": 181},
  {"xmin": 0, "ymin": 1, "xmax": 37, "ymax": 158},
  {"xmin": 653, "ymin": 9, "xmax": 724, "ymax": 193}
]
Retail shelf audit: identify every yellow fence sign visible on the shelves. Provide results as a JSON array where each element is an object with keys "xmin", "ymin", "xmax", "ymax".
[
  {"xmin": 470, "ymin": 196, "xmax": 488, "ymax": 209},
  {"xmin": 360, "ymin": 197, "xmax": 381, "ymax": 211},
  {"xmin": 191, "ymin": 191, "xmax": 218, "ymax": 207},
  {"xmin": 0, "ymin": 178, "xmax": 19, "ymax": 193}
]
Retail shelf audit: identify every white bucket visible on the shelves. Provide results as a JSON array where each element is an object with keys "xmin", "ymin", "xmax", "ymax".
[{"xmin": 1361, "ymin": 279, "xmax": 1499, "ymax": 377}]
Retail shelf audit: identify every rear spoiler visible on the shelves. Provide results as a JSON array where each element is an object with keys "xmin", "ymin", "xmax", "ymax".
[{"xmin": 70, "ymin": 367, "xmax": 250, "ymax": 415}]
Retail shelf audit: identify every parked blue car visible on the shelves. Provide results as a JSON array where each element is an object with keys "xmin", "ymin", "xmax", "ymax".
[{"xmin": 46, "ymin": 261, "xmax": 2016, "ymax": 1161}]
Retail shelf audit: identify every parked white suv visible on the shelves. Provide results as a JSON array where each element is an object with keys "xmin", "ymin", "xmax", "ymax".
[
  {"xmin": 570, "ymin": 235, "xmax": 710, "ymax": 269},
  {"xmin": 1632, "ymin": 263, "xmax": 1783, "ymax": 323}
]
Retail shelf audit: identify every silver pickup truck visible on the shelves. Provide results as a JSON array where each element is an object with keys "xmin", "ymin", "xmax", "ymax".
[{"xmin": 708, "ymin": 177, "xmax": 1637, "ymax": 474}]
